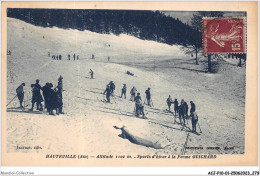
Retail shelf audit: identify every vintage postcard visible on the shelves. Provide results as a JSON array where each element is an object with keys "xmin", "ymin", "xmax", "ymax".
[{"xmin": 1, "ymin": 1, "xmax": 258, "ymax": 166}]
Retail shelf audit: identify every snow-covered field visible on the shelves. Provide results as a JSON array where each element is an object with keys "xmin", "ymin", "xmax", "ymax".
[{"xmin": 6, "ymin": 17, "xmax": 245, "ymax": 155}]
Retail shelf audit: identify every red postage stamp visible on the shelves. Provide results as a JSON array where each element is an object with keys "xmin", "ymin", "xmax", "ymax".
[{"xmin": 203, "ymin": 17, "xmax": 246, "ymax": 54}]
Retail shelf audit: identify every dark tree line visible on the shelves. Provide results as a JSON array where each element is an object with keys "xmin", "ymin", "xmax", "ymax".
[{"xmin": 7, "ymin": 8, "xmax": 200, "ymax": 46}]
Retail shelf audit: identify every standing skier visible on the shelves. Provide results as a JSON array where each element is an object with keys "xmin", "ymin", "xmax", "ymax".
[
  {"xmin": 145, "ymin": 88, "xmax": 151, "ymax": 106},
  {"xmin": 130, "ymin": 86, "xmax": 137, "ymax": 101},
  {"xmin": 166, "ymin": 95, "xmax": 173, "ymax": 112},
  {"xmin": 178, "ymin": 99, "xmax": 185, "ymax": 125},
  {"xmin": 89, "ymin": 69, "xmax": 94, "ymax": 79},
  {"xmin": 191, "ymin": 112, "xmax": 198, "ymax": 132},
  {"xmin": 134, "ymin": 93, "xmax": 144, "ymax": 118},
  {"xmin": 121, "ymin": 84, "xmax": 127, "ymax": 99},
  {"xmin": 16, "ymin": 83, "xmax": 25, "ymax": 109},
  {"xmin": 190, "ymin": 101, "xmax": 196, "ymax": 115},
  {"xmin": 183, "ymin": 100, "xmax": 189, "ymax": 118},
  {"xmin": 108, "ymin": 81, "xmax": 115, "ymax": 95},
  {"xmin": 173, "ymin": 99, "xmax": 178, "ymax": 116},
  {"xmin": 42, "ymin": 83, "xmax": 51, "ymax": 111},
  {"xmin": 29, "ymin": 79, "xmax": 43, "ymax": 111},
  {"xmin": 48, "ymin": 83, "xmax": 57, "ymax": 115},
  {"xmin": 56, "ymin": 75, "xmax": 63, "ymax": 114},
  {"xmin": 104, "ymin": 85, "xmax": 111, "ymax": 103}
]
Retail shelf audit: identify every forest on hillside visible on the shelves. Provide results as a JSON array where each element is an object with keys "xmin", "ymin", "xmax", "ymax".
[{"xmin": 7, "ymin": 8, "xmax": 200, "ymax": 46}]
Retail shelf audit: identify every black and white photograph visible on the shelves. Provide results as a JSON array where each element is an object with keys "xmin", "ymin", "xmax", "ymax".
[{"xmin": 1, "ymin": 2, "xmax": 258, "ymax": 168}]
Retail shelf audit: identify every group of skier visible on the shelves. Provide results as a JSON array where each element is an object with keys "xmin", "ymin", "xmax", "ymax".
[
  {"xmin": 14, "ymin": 76, "xmax": 199, "ymax": 132},
  {"xmin": 103, "ymin": 82, "xmax": 153, "ymax": 119},
  {"xmin": 49, "ymin": 53, "xmax": 80, "ymax": 61},
  {"xmin": 68, "ymin": 54, "xmax": 79, "ymax": 60},
  {"xmin": 15, "ymin": 76, "xmax": 64, "ymax": 116},
  {"xmin": 167, "ymin": 96, "xmax": 199, "ymax": 133},
  {"xmin": 52, "ymin": 54, "xmax": 62, "ymax": 60},
  {"xmin": 103, "ymin": 81, "xmax": 199, "ymax": 133}
]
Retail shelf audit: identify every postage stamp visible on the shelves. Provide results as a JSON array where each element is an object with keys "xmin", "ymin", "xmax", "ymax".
[{"xmin": 203, "ymin": 17, "xmax": 246, "ymax": 54}]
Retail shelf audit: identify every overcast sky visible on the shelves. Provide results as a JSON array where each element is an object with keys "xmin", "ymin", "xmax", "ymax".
[{"xmin": 162, "ymin": 11, "xmax": 246, "ymax": 25}]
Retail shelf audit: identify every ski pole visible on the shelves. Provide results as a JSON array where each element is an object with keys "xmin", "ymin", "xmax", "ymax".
[
  {"xmin": 6, "ymin": 94, "xmax": 18, "ymax": 107},
  {"xmin": 197, "ymin": 121, "xmax": 202, "ymax": 133}
]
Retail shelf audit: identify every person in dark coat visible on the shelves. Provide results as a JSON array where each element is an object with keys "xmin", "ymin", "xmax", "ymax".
[
  {"xmin": 48, "ymin": 83, "xmax": 58, "ymax": 115},
  {"xmin": 89, "ymin": 69, "xmax": 94, "ymax": 79},
  {"xmin": 42, "ymin": 83, "xmax": 51, "ymax": 111},
  {"xmin": 68, "ymin": 54, "xmax": 70, "ymax": 60},
  {"xmin": 145, "ymin": 88, "xmax": 151, "ymax": 106},
  {"xmin": 178, "ymin": 99, "xmax": 185, "ymax": 125},
  {"xmin": 108, "ymin": 81, "xmax": 115, "ymax": 95},
  {"xmin": 134, "ymin": 93, "xmax": 143, "ymax": 117},
  {"xmin": 130, "ymin": 86, "xmax": 137, "ymax": 101},
  {"xmin": 29, "ymin": 80, "xmax": 43, "ymax": 111},
  {"xmin": 183, "ymin": 101, "xmax": 189, "ymax": 118},
  {"xmin": 135, "ymin": 97, "xmax": 144, "ymax": 118},
  {"xmin": 121, "ymin": 84, "xmax": 126, "ymax": 99},
  {"xmin": 73, "ymin": 54, "xmax": 76, "ymax": 60},
  {"xmin": 190, "ymin": 101, "xmax": 196, "ymax": 115},
  {"xmin": 104, "ymin": 85, "xmax": 111, "ymax": 103},
  {"xmin": 191, "ymin": 112, "xmax": 198, "ymax": 132},
  {"xmin": 34, "ymin": 79, "xmax": 43, "ymax": 110},
  {"xmin": 166, "ymin": 95, "xmax": 173, "ymax": 112},
  {"xmin": 29, "ymin": 84, "xmax": 42, "ymax": 111},
  {"xmin": 173, "ymin": 99, "xmax": 178, "ymax": 116},
  {"xmin": 16, "ymin": 83, "xmax": 25, "ymax": 109},
  {"xmin": 56, "ymin": 76, "xmax": 63, "ymax": 114},
  {"xmin": 59, "ymin": 55, "xmax": 62, "ymax": 60}
]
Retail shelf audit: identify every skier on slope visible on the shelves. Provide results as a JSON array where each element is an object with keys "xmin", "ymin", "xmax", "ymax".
[
  {"xmin": 190, "ymin": 111, "xmax": 198, "ymax": 133},
  {"xmin": 173, "ymin": 99, "xmax": 178, "ymax": 116},
  {"xmin": 56, "ymin": 75, "xmax": 64, "ymax": 114},
  {"xmin": 166, "ymin": 95, "xmax": 173, "ymax": 112},
  {"xmin": 42, "ymin": 82, "xmax": 51, "ymax": 111},
  {"xmin": 145, "ymin": 88, "xmax": 151, "ymax": 106},
  {"xmin": 107, "ymin": 81, "xmax": 115, "ymax": 95},
  {"xmin": 190, "ymin": 101, "xmax": 196, "ymax": 115},
  {"xmin": 183, "ymin": 100, "xmax": 189, "ymax": 118},
  {"xmin": 29, "ymin": 79, "xmax": 43, "ymax": 111},
  {"xmin": 121, "ymin": 84, "xmax": 127, "ymax": 99},
  {"xmin": 134, "ymin": 93, "xmax": 144, "ymax": 118},
  {"xmin": 178, "ymin": 99, "xmax": 185, "ymax": 125},
  {"xmin": 89, "ymin": 69, "xmax": 94, "ymax": 79},
  {"xmin": 104, "ymin": 85, "xmax": 111, "ymax": 103},
  {"xmin": 48, "ymin": 83, "xmax": 58, "ymax": 115},
  {"xmin": 16, "ymin": 83, "xmax": 25, "ymax": 109},
  {"xmin": 130, "ymin": 86, "xmax": 137, "ymax": 101}
]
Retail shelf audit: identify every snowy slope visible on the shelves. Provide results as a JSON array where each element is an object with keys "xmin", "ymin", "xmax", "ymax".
[{"xmin": 6, "ymin": 17, "xmax": 245, "ymax": 156}]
